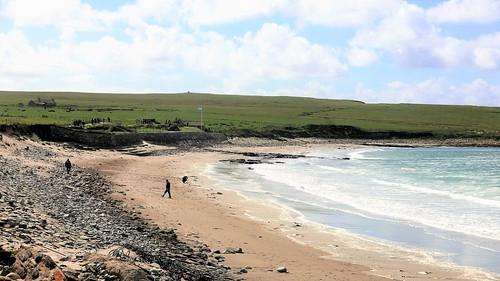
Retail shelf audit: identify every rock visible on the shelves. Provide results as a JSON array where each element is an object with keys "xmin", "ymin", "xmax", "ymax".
[
  {"xmin": 10, "ymin": 260, "xmax": 27, "ymax": 279},
  {"xmin": 0, "ymin": 248, "xmax": 16, "ymax": 266},
  {"xmin": 52, "ymin": 269, "xmax": 66, "ymax": 281},
  {"xmin": 59, "ymin": 256, "xmax": 71, "ymax": 262},
  {"xmin": 100, "ymin": 259, "xmax": 151, "ymax": 281},
  {"xmin": 223, "ymin": 247, "xmax": 243, "ymax": 254},
  {"xmin": 35, "ymin": 254, "xmax": 57, "ymax": 269},
  {"xmin": 276, "ymin": 266, "xmax": 288, "ymax": 273},
  {"xmin": 214, "ymin": 255, "xmax": 225, "ymax": 261},
  {"xmin": 15, "ymin": 247, "xmax": 33, "ymax": 262},
  {"xmin": 30, "ymin": 268, "xmax": 39, "ymax": 279},
  {"xmin": 5, "ymin": 273, "xmax": 21, "ymax": 280}
]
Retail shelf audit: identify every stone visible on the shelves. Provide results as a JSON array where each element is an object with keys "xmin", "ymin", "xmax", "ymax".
[
  {"xmin": 10, "ymin": 260, "xmax": 27, "ymax": 279},
  {"xmin": 35, "ymin": 254, "xmax": 57, "ymax": 270},
  {"xmin": 223, "ymin": 247, "xmax": 243, "ymax": 254},
  {"xmin": 30, "ymin": 268, "xmax": 40, "ymax": 279},
  {"xmin": 15, "ymin": 247, "xmax": 33, "ymax": 262},
  {"xmin": 5, "ymin": 273, "xmax": 21, "ymax": 280},
  {"xmin": 0, "ymin": 248, "xmax": 16, "ymax": 266},
  {"xmin": 52, "ymin": 268, "xmax": 66, "ymax": 281},
  {"xmin": 276, "ymin": 266, "xmax": 288, "ymax": 273}
]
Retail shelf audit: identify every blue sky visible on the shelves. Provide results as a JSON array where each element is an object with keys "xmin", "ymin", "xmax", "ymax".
[{"xmin": 0, "ymin": 0, "xmax": 499, "ymax": 106}]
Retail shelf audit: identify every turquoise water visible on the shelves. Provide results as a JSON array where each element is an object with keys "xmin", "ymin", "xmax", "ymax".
[{"xmin": 210, "ymin": 147, "xmax": 500, "ymax": 274}]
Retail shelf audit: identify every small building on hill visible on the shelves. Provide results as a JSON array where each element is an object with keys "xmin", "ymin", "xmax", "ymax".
[{"xmin": 28, "ymin": 98, "xmax": 56, "ymax": 107}]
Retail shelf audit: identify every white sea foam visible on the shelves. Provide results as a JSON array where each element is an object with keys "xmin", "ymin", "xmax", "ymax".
[
  {"xmin": 371, "ymin": 179, "xmax": 500, "ymax": 208},
  {"xmin": 347, "ymin": 148, "xmax": 384, "ymax": 160},
  {"xmin": 208, "ymin": 147, "xmax": 500, "ymax": 276},
  {"xmin": 249, "ymin": 147, "xmax": 500, "ymax": 243}
]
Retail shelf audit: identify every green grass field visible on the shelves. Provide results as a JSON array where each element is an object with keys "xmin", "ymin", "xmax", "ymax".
[{"xmin": 1, "ymin": 91, "xmax": 499, "ymax": 138}]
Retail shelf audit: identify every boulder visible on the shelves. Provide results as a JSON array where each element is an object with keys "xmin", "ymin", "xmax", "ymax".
[{"xmin": 88, "ymin": 256, "xmax": 152, "ymax": 281}]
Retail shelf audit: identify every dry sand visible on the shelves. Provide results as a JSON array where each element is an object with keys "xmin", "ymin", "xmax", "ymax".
[{"xmin": 73, "ymin": 142, "xmax": 496, "ymax": 281}]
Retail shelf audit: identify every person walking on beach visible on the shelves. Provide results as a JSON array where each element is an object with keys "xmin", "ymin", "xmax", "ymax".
[
  {"xmin": 64, "ymin": 159, "xmax": 72, "ymax": 174},
  {"xmin": 162, "ymin": 179, "xmax": 171, "ymax": 198}
]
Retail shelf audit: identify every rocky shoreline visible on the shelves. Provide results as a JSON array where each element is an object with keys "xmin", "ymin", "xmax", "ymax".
[
  {"xmin": 0, "ymin": 142, "xmax": 232, "ymax": 280},
  {"xmin": 225, "ymin": 137, "xmax": 500, "ymax": 147}
]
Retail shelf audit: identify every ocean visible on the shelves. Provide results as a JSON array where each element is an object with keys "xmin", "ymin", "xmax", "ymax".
[{"xmin": 207, "ymin": 147, "xmax": 500, "ymax": 275}]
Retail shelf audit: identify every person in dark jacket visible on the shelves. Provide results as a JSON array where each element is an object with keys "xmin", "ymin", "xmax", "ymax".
[
  {"xmin": 64, "ymin": 159, "xmax": 72, "ymax": 174},
  {"xmin": 162, "ymin": 179, "xmax": 171, "ymax": 198}
]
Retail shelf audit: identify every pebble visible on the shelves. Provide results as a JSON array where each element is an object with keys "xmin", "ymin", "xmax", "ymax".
[{"xmin": 276, "ymin": 266, "xmax": 288, "ymax": 273}]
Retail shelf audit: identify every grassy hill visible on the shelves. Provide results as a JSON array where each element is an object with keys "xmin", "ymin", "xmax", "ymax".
[{"xmin": 1, "ymin": 91, "xmax": 499, "ymax": 138}]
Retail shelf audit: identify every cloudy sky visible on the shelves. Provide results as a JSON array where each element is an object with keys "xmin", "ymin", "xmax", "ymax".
[{"xmin": 0, "ymin": 0, "xmax": 499, "ymax": 106}]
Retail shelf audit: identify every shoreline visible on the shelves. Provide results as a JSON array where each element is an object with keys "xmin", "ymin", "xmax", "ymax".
[
  {"xmin": 75, "ymin": 143, "xmax": 388, "ymax": 280},
  {"xmin": 224, "ymin": 137, "xmax": 500, "ymax": 148},
  {"xmin": 202, "ymin": 144, "xmax": 499, "ymax": 281},
  {"xmin": 77, "ymin": 141, "xmax": 498, "ymax": 281}
]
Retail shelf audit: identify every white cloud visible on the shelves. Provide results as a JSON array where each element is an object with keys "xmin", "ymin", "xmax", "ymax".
[
  {"xmin": 0, "ymin": 30, "xmax": 54, "ymax": 76},
  {"xmin": 0, "ymin": 0, "xmax": 409, "ymax": 32},
  {"xmin": 1, "ymin": 0, "xmax": 116, "ymax": 39},
  {"xmin": 347, "ymin": 47, "xmax": 378, "ymax": 66},
  {"xmin": 0, "ymin": 21, "xmax": 346, "ymax": 93},
  {"xmin": 0, "ymin": 23, "xmax": 193, "ymax": 91},
  {"xmin": 265, "ymin": 78, "xmax": 500, "ymax": 106},
  {"xmin": 255, "ymin": 80, "xmax": 336, "ymax": 98},
  {"xmin": 376, "ymin": 78, "xmax": 500, "ymax": 106},
  {"xmin": 184, "ymin": 0, "xmax": 286, "ymax": 26},
  {"xmin": 184, "ymin": 23, "xmax": 347, "ymax": 91},
  {"xmin": 115, "ymin": 0, "xmax": 287, "ymax": 27},
  {"xmin": 113, "ymin": 0, "xmax": 404, "ymax": 28},
  {"xmin": 472, "ymin": 32, "xmax": 500, "ymax": 70},
  {"xmin": 117, "ymin": 0, "xmax": 180, "ymax": 25},
  {"xmin": 290, "ymin": 0, "xmax": 403, "ymax": 27},
  {"xmin": 351, "ymin": 3, "xmax": 500, "ymax": 70},
  {"xmin": 427, "ymin": 0, "xmax": 500, "ymax": 24}
]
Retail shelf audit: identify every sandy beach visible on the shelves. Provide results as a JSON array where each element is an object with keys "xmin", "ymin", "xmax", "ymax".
[
  {"xmin": 1, "ymin": 134, "xmax": 497, "ymax": 281},
  {"xmin": 73, "ymin": 142, "xmax": 495, "ymax": 281}
]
